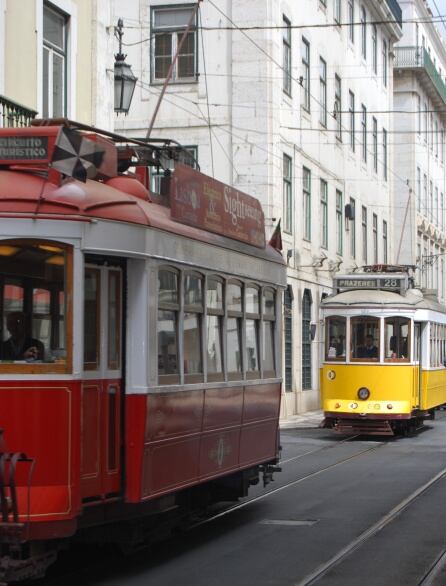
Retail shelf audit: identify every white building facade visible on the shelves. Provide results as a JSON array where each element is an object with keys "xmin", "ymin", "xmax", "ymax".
[
  {"xmin": 393, "ymin": 0, "xmax": 446, "ymax": 300},
  {"xmin": 114, "ymin": 0, "xmax": 403, "ymax": 416}
]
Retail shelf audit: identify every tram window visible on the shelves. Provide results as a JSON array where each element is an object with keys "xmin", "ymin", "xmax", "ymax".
[
  {"xmin": 0, "ymin": 240, "xmax": 70, "ymax": 372},
  {"xmin": 227, "ymin": 281, "xmax": 243, "ymax": 379},
  {"xmin": 351, "ymin": 317, "xmax": 380, "ymax": 361},
  {"xmin": 263, "ymin": 288, "xmax": 276, "ymax": 376},
  {"xmin": 158, "ymin": 310, "xmax": 179, "ymax": 376},
  {"xmin": 384, "ymin": 317, "xmax": 410, "ymax": 362},
  {"xmin": 108, "ymin": 271, "xmax": 121, "ymax": 370},
  {"xmin": 246, "ymin": 285, "xmax": 260, "ymax": 378},
  {"xmin": 183, "ymin": 272, "xmax": 203, "ymax": 382},
  {"xmin": 227, "ymin": 282, "xmax": 242, "ymax": 313},
  {"xmin": 158, "ymin": 268, "xmax": 180, "ymax": 383},
  {"xmin": 227, "ymin": 317, "xmax": 242, "ymax": 375},
  {"xmin": 325, "ymin": 316, "xmax": 346, "ymax": 361},
  {"xmin": 84, "ymin": 268, "xmax": 100, "ymax": 369},
  {"xmin": 206, "ymin": 277, "xmax": 224, "ymax": 381}
]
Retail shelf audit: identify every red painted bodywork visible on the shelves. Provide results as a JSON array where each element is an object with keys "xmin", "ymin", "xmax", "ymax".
[{"xmin": 0, "ymin": 380, "xmax": 280, "ymax": 537}]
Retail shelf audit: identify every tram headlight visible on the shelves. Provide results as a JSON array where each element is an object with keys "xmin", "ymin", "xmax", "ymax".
[{"xmin": 357, "ymin": 387, "xmax": 370, "ymax": 401}]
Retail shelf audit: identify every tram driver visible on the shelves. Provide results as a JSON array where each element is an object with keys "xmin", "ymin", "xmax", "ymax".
[
  {"xmin": 0, "ymin": 312, "xmax": 44, "ymax": 361},
  {"xmin": 358, "ymin": 334, "xmax": 378, "ymax": 358}
]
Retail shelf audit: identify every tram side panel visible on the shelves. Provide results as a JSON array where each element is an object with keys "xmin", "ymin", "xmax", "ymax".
[
  {"xmin": 421, "ymin": 369, "xmax": 446, "ymax": 411},
  {"xmin": 136, "ymin": 383, "xmax": 280, "ymax": 500}
]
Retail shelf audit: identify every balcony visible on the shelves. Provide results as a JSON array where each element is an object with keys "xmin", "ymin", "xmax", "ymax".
[
  {"xmin": 385, "ymin": 0, "xmax": 402, "ymax": 27},
  {"xmin": 0, "ymin": 95, "xmax": 37, "ymax": 128},
  {"xmin": 394, "ymin": 46, "xmax": 446, "ymax": 106}
]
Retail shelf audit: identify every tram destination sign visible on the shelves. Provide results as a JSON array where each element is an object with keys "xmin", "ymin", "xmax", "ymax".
[
  {"xmin": 335, "ymin": 275, "xmax": 407, "ymax": 292},
  {"xmin": 170, "ymin": 163, "xmax": 266, "ymax": 248},
  {"xmin": 0, "ymin": 136, "xmax": 49, "ymax": 160}
]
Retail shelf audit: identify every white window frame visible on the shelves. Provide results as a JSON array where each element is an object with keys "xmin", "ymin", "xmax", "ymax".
[
  {"xmin": 151, "ymin": 6, "xmax": 198, "ymax": 84},
  {"xmin": 36, "ymin": 0, "xmax": 76, "ymax": 119}
]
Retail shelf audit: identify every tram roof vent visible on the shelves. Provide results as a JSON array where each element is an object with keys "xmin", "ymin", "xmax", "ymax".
[{"xmin": 421, "ymin": 289, "xmax": 439, "ymax": 301}]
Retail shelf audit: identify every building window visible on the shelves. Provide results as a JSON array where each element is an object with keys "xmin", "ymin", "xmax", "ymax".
[
  {"xmin": 361, "ymin": 104, "xmax": 367, "ymax": 162},
  {"xmin": 334, "ymin": 0, "xmax": 341, "ymax": 24},
  {"xmin": 283, "ymin": 154, "xmax": 293, "ymax": 234},
  {"xmin": 284, "ymin": 286, "xmax": 293, "ymax": 392},
  {"xmin": 43, "ymin": 3, "xmax": 68, "ymax": 118},
  {"xmin": 283, "ymin": 16, "xmax": 292, "ymax": 96},
  {"xmin": 350, "ymin": 197, "xmax": 356, "ymax": 258},
  {"xmin": 373, "ymin": 117, "xmax": 378, "ymax": 172},
  {"xmin": 435, "ymin": 121, "xmax": 439, "ymax": 157},
  {"xmin": 348, "ymin": 0, "xmax": 354, "ymax": 43},
  {"xmin": 372, "ymin": 24, "xmax": 377, "ymax": 73},
  {"xmin": 441, "ymin": 193, "xmax": 444, "ymax": 232},
  {"xmin": 435, "ymin": 186, "xmax": 439, "ymax": 225},
  {"xmin": 336, "ymin": 190, "xmax": 343, "ymax": 255},
  {"xmin": 417, "ymin": 166, "xmax": 421, "ymax": 212},
  {"xmin": 151, "ymin": 6, "xmax": 197, "ymax": 83},
  {"xmin": 302, "ymin": 37, "xmax": 311, "ymax": 111},
  {"xmin": 383, "ymin": 220, "xmax": 388, "ymax": 263},
  {"xmin": 361, "ymin": 6, "xmax": 367, "ymax": 59},
  {"xmin": 349, "ymin": 90, "xmax": 355, "ymax": 151},
  {"xmin": 302, "ymin": 290, "xmax": 312, "ymax": 390},
  {"xmin": 382, "ymin": 39, "xmax": 388, "ymax": 87},
  {"xmin": 423, "ymin": 173, "xmax": 427, "ymax": 217},
  {"xmin": 362, "ymin": 205, "xmax": 368, "ymax": 264},
  {"xmin": 441, "ymin": 129, "xmax": 445, "ymax": 163},
  {"xmin": 424, "ymin": 103, "xmax": 428, "ymax": 143},
  {"xmin": 320, "ymin": 57, "xmax": 327, "ymax": 127},
  {"xmin": 430, "ymin": 180, "xmax": 433, "ymax": 223},
  {"xmin": 320, "ymin": 179, "xmax": 328, "ymax": 248},
  {"xmin": 335, "ymin": 74, "xmax": 342, "ymax": 141},
  {"xmin": 303, "ymin": 167, "xmax": 311, "ymax": 240},
  {"xmin": 417, "ymin": 95, "xmax": 421, "ymax": 136},
  {"xmin": 373, "ymin": 213, "xmax": 378, "ymax": 264},
  {"xmin": 382, "ymin": 128, "xmax": 388, "ymax": 181}
]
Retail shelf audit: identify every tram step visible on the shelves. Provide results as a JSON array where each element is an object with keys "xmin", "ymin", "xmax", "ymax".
[{"xmin": 334, "ymin": 419, "xmax": 394, "ymax": 436}]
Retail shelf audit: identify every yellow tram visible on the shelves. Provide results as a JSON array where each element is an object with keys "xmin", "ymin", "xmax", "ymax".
[{"xmin": 320, "ymin": 266, "xmax": 446, "ymax": 435}]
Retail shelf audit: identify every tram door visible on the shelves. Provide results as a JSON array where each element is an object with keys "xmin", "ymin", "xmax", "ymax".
[
  {"xmin": 414, "ymin": 322, "xmax": 422, "ymax": 407},
  {"xmin": 81, "ymin": 264, "xmax": 123, "ymax": 500}
]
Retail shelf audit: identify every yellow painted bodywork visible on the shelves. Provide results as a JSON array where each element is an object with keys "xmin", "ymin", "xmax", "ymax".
[
  {"xmin": 320, "ymin": 364, "xmax": 422, "ymax": 416},
  {"xmin": 321, "ymin": 364, "xmax": 446, "ymax": 416}
]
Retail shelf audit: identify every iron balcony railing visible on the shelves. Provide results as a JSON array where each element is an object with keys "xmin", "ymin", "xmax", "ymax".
[
  {"xmin": 385, "ymin": 0, "xmax": 402, "ymax": 27},
  {"xmin": 394, "ymin": 46, "xmax": 446, "ymax": 105},
  {"xmin": 0, "ymin": 95, "xmax": 37, "ymax": 128}
]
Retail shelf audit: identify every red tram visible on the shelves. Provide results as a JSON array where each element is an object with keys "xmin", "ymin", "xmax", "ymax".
[{"xmin": 0, "ymin": 120, "xmax": 286, "ymax": 581}]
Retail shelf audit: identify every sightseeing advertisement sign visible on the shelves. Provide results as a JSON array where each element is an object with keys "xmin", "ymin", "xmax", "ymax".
[{"xmin": 170, "ymin": 163, "xmax": 265, "ymax": 248}]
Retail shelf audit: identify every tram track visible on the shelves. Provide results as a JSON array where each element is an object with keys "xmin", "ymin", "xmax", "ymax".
[
  {"xmin": 295, "ymin": 463, "xmax": 446, "ymax": 585},
  {"xmin": 192, "ymin": 439, "xmax": 386, "ymax": 529}
]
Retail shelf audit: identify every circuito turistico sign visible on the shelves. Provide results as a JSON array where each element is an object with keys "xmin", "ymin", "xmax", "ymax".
[{"xmin": 170, "ymin": 163, "xmax": 266, "ymax": 248}]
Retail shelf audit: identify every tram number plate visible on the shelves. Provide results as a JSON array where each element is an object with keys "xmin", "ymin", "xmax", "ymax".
[{"xmin": 336, "ymin": 277, "xmax": 404, "ymax": 290}]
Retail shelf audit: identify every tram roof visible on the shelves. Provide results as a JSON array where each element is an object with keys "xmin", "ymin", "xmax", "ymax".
[
  {"xmin": 321, "ymin": 288, "xmax": 446, "ymax": 313},
  {"xmin": 0, "ymin": 169, "xmax": 284, "ymax": 264}
]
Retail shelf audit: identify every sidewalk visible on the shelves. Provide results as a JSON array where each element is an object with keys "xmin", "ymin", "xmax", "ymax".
[{"xmin": 279, "ymin": 409, "xmax": 324, "ymax": 429}]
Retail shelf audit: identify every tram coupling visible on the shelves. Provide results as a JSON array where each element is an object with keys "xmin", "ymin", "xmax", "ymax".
[{"xmin": 259, "ymin": 464, "xmax": 282, "ymax": 487}]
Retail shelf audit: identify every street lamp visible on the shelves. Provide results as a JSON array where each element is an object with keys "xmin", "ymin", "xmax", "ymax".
[{"xmin": 114, "ymin": 18, "xmax": 137, "ymax": 115}]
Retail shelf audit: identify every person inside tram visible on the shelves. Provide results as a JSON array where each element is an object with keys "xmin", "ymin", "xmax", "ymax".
[
  {"xmin": 358, "ymin": 334, "xmax": 378, "ymax": 358},
  {"xmin": 0, "ymin": 311, "xmax": 44, "ymax": 361},
  {"xmin": 336, "ymin": 334, "xmax": 346, "ymax": 356}
]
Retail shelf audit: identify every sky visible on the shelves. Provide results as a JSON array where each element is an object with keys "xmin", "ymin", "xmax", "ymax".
[{"xmin": 429, "ymin": 0, "xmax": 446, "ymax": 40}]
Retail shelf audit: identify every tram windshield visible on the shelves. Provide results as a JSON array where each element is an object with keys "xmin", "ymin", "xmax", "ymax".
[
  {"xmin": 0, "ymin": 240, "xmax": 69, "ymax": 370},
  {"xmin": 384, "ymin": 317, "xmax": 410, "ymax": 361},
  {"xmin": 325, "ymin": 317, "xmax": 346, "ymax": 361},
  {"xmin": 351, "ymin": 317, "xmax": 380, "ymax": 361}
]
